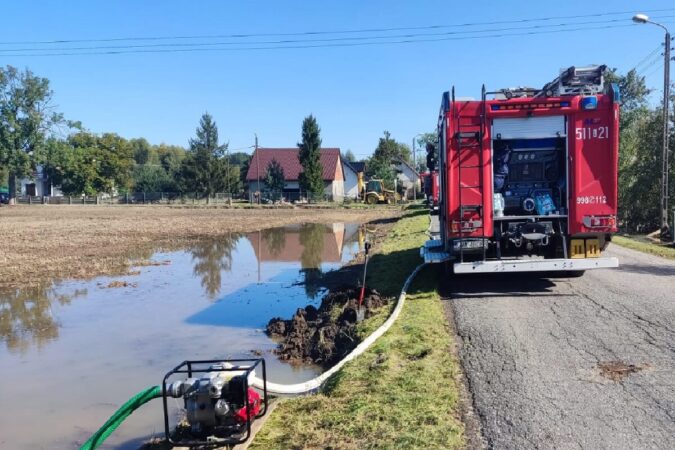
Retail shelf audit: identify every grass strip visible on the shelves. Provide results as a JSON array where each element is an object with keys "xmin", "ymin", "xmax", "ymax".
[
  {"xmin": 250, "ymin": 207, "xmax": 464, "ymax": 450},
  {"xmin": 612, "ymin": 235, "xmax": 675, "ymax": 260}
]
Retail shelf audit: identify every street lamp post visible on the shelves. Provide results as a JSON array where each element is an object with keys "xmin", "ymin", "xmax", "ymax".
[{"xmin": 633, "ymin": 13, "xmax": 672, "ymax": 237}]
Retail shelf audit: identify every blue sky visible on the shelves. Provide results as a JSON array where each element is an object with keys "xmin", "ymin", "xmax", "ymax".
[{"xmin": 1, "ymin": 0, "xmax": 673, "ymax": 159}]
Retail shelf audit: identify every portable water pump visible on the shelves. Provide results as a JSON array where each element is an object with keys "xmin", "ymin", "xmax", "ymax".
[{"xmin": 161, "ymin": 358, "xmax": 268, "ymax": 446}]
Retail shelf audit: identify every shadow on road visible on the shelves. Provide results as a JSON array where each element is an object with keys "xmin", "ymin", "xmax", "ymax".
[
  {"xmin": 618, "ymin": 263, "xmax": 675, "ymax": 277},
  {"xmin": 440, "ymin": 272, "xmax": 575, "ymax": 299}
]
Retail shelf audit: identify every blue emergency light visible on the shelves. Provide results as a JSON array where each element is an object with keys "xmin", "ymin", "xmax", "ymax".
[{"xmin": 581, "ymin": 96, "xmax": 598, "ymax": 110}]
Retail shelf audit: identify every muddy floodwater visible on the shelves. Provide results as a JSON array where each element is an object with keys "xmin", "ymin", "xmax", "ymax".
[{"xmin": 0, "ymin": 222, "xmax": 361, "ymax": 450}]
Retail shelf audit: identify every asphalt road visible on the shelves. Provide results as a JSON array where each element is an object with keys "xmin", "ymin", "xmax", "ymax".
[{"xmin": 437, "ymin": 227, "xmax": 675, "ymax": 448}]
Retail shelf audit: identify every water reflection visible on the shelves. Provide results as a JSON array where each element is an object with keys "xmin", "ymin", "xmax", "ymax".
[
  {"xmin": 248, "ymin": 223, "xmax": 348, "ymax": 265},
  {"xmin": 249, "ymin": 223, "xmax": 351, "ymax": 299},
  {"xmin": 261, "ymin": 227, "xmax": 286, "ymax": 258},
  {"xmin": 0, "ymin": 285, "xmax": 87, "ymax": 353},
  {"xmin": 0, "ymin": 223, "xmax": 360, "ymax": 353},
  {"xmin": 300, "ymin": 224, "xmax": 326, "ymax": 298},
  {"xmin": 186, "ymin": 223, "xmax": 360, "ymax": 328},
  {"xmin": 189, "ymin": 233, "xmax": 241, "ymax": 299}
]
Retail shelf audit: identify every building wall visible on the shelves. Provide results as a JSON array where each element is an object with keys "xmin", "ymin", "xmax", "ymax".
[
  {"xmin": 326, "ymin": 180, "xmax": 345, "ymax": 202},
  {"xmin": 248, "ymin": 180, "xmax": 301, "ymax": 193},
  {"xmin": 343, "ymin": 165, "xmax": 359, "ymax": 199},
  {"xmin": 19, "ymin": 165, "xmax": 62, "ymax": 196},
  {"xmin": 395, "ymin": 164, "xmax": 420, "ymax": 200}
]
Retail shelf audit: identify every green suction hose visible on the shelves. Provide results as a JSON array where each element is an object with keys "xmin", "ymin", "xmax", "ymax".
[{"xmin": 79, "ymin": 385, "xmax": 162, "ymax": 450}]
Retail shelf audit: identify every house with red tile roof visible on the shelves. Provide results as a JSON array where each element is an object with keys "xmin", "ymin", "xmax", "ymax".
[{"xmin": 245, "ymin": 147, "xmax": 345, "ymax": 201}]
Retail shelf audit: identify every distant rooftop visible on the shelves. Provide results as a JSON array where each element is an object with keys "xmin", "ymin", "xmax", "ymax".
[{"xmin": 245, "ymin": 147, "xmax": 342, "ymax": 181}]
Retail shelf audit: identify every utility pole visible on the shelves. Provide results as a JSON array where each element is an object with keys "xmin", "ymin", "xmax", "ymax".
[
  {"xmin": 633, "ymin": 13, "xmax": 673, "ymax": 238},
  {"xmin": 661, "ymin": 31, "xmax": 671, "ymax": 237},
  {"xmin": 255, "ymin": 133, "xmax": 260, "ymax": 205},
  {"xmin": 225, "ymin": 143, "xmax": 230, "ymax": 200}
]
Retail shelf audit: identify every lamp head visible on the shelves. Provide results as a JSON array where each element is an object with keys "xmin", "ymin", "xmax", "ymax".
[{"xmin": 632, "ymin": 14, "xmax": 649, "ymax": 24}]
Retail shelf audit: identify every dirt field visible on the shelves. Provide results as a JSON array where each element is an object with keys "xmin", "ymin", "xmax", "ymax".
[{"xmin": 0, "ymin": 205, "xmax": 400, "ymax": 290}]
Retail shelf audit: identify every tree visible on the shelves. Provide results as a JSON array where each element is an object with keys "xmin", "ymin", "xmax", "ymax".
[
  {"xmin": 133, "ymin": 165, "xmax": 175, "ymax": 192},
  {"xmin": 181, "ymin": 113, "xmax": 228, "ymax": 200},
  {"xmin": 156, "ymin": 144, "xmax": 186, "ymax": 176},
  {"xmin": 344, "ymin": 149, "xmax": 356, "ymax": 162},
  {"xmin": 0, "ymin": 66, "xmax": 64, "ymax": 201},
  {"xmin": 93, "ymin": 133, "xmax": 134, "ymax": 193},
  {"xmin": 229, "ymin": 151, "xmax": 251, "ymax": 192},
  {"xmin": 58, "ymin": 145, "xmax": 99, "ymax": 196},
  {"xmin": 605, "ymin": 68, "xmax": 663, "ymax": 232},
  {"xmin": 41, "ymin": 131, "xmax": 134, "ymax": 196},
  {"xmin": 298, "ymin": 115, "xmax": 325, "ymax": 200},
  {"xmin": 367, "ymin": 131, "xmax": 411, "ymax": 189},
  {"xmin": 130, "ymin": 138, "xmax": 157, "ymax": 165},
  {"xmin": 37, "ymin": 137, "xmax": 73, "ymax": 191},
  {"xmin": 415, "ymin": 132, "xmax": 438, "ymax": 172},
  {"xmin": 265, "ymin": 158, "xmax": 285, "ymax": 201},
  {"xmin": 372, "ymin": 131, "xmax": 410, "ymax": 163}
]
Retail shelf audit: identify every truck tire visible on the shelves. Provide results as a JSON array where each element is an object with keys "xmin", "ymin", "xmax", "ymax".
[
  {"xmin": 565, "ymin": 270, "xmax": 585, "ymax": 277},
  {"xmin": 366, "ymin": 194, "xmax": 378, "ymax": 205}
]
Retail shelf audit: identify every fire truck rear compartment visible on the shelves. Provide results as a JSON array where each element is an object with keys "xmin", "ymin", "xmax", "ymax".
[{"xmin": 492, "ymin": 135, "xmax": 568, "ymax": 258}]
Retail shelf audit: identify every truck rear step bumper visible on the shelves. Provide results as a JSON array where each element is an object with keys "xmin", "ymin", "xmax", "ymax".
[{"xmin": 453, "ymin": 257, "xmax": 619, "ymax": 274}]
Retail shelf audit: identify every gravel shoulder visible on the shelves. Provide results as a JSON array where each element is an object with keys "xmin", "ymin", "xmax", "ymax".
[
  {"xmin": 0, "ymin": 205, "xmax": 399, "ymax": 290},
  {"xmin": 444, "ymin": 244, "xmax": 675, "ymax": 449}
]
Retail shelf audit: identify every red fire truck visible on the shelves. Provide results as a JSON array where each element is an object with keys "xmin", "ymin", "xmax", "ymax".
[
  {"xmin": 423, "ymin": 66, "xmax": 620, "ymax": 275},
  {"xmin": 421, "ymin": 171, "xmax": 439, "ymax": 210}
]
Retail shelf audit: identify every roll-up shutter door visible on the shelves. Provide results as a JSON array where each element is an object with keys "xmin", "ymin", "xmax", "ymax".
[{"xmin": 492, "ymin": 116, "xmax": 566, "ymax": 139}]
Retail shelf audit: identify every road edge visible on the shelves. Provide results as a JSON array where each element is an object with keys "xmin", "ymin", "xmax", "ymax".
[{"xmin": 442, "ymin": 296, "xmax": 488, "ymax": 450}]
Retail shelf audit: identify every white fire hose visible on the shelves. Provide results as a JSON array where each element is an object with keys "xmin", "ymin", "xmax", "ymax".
[{"xmin": 250, "ymin": 263, "xmax": 426, "ymax": 395}]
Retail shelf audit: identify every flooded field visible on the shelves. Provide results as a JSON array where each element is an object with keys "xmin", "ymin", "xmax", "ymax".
[{"xmin": 0, "ymin": 222, "xmax": 361, "ymax": 450}]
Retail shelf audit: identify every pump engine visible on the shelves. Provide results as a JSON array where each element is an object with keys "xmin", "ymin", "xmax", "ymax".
[{"xmin": 162, "ymin": 359, "xmax": 267, "ymax": 446}]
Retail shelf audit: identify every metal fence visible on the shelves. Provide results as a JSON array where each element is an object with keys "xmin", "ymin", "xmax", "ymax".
[
  {"xmin": 11, "ymin": 192, "xmax": 237, "ymax": 206},
  {"xmin": 16, "ymin": 195, "xmax": 98, "ymax": 205},
  {"xmin": 115, "ymin": 192, "xmax": 235, "ymax": 205},
  {"xmin": 247, "ymin": 190, "xmax": 343, "ymax": 204},
  {"xmin": 11, "ymin": 190, "xmax": 367, "ymax": 206}
]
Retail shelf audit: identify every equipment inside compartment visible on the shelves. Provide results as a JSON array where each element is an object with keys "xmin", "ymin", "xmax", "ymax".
[{"xmin": 493, "ymin": 137, "xmax": 566, "ymax": 216}]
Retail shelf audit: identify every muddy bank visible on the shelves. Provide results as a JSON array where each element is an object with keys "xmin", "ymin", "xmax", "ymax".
[
  {"xmin": 0, "ymin": 206, "xmax": 400, "ymax": 290},
  {"xmin": 267, "ymin": 287, "xmax": 387, "ymax": 366}
]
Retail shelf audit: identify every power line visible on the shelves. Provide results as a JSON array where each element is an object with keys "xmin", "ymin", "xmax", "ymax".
[
  {"xmin": 4, "ymin": 17, "xmax": 673, "ymax": 54},
  {"xmin": 643, "ymin": 61, "xmax": 665, "ymax": 78},
  {"xmin": 630, "ymin": 44, "xmax": 663, "ymax": 72},
  {"xmin": 1, "ymin": 7, "xmax": 674, "ymax": 46},
  {"xmin": 3, "ymin": 22, "xmax": 668, "ymax": 57},
  {"xmin": 636, "ymin": 53, "xmax": 665, "ymax": 76},
  {"xmin": 637, "ymin": 54, "xmax": 666, "ymax": 77}
]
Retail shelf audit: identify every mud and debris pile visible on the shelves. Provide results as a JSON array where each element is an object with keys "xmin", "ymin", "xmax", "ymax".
[{"xmin": 266, "ymin": 287, "xmax": 387, "ymax": 367}]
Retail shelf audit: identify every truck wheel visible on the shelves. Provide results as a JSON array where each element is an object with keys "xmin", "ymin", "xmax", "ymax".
[
  {"xmin": 366, "ymin": 194, "xmax": 378, "ymax": 205},
  {"xmin": 443, "ymin": 260, "xmax": 456, "ymax": 276},
  {"xmin": 565, "ymin": 270, "xmax": 585, "ymax": 278}
]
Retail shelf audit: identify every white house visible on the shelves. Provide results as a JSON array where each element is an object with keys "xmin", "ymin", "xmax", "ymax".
[
  {"xmin": 393, "ymin": 159, "xmax": 420, "ymax": 200},
  {"xmin": 19, "ymin": 166, "xmax": 62, "ymax": 197},
  {"xmin": 342, "ymin": 160, "xmax": 365, "ymax": 200}
]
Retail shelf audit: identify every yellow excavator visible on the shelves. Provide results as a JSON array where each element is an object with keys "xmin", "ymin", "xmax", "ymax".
[{"xmin": 363, "ymin": 179, "xmax": 398, "ymax": 204}]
